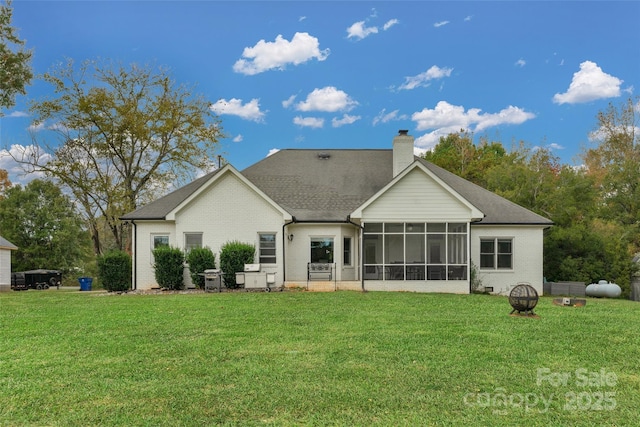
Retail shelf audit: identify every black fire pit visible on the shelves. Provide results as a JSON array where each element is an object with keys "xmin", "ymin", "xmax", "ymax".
[{"xmin": 509, "ymin": 283, "xmax": 539, "ymax": 316}]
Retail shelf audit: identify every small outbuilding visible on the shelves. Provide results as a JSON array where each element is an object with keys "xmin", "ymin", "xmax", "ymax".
[{"xmin": 0, "ymin": 236, "xmax": 18, "ymax": 292}]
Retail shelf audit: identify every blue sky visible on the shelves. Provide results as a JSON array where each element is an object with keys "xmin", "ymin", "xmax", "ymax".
[{"xmin": 1, "ymin": 1, "xmax": 639, "ymax": 185}]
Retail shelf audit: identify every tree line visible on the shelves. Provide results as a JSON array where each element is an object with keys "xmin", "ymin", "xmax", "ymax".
[{"xmin": 423, "ymin": 97, "xmax": 639, "ymax": 296}]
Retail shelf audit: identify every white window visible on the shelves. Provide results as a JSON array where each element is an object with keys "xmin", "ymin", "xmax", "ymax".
[
  {"xmin": 151, "ymin": 234, "xmax": 169, "ymax": 263},
  {"xmin": 259, "ymin": 233, "xmax": 276, "ymax": 264},
  {"xmin": 153, "ymin": 235, "xmax": 169, "ymax": 250},
  {"xmin": 343, "ymin": 237, "xmax": 352, "ymax": 266},
  {"xmin": 480, "ymin": 238, "xmax": 513, "ymax": 269},
  {"xmin": 184, "ymin": 233, "xmax": 203, "ymax": 252},
  {"xmin": 311, "ymin": 237, "xmax": 334, "ymax": 263}
]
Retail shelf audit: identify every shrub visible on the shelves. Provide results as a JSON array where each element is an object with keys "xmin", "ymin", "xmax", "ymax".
[
  {"xmin": 97, "ymin": 250, "xmax": 132, "ymax": 292},
  {"xmin": 470, "ymin": 261, "xmax": 484, "ymax": 293},
  {"xmin": 153, "ymin": 246, "xmax": 184, "ymax": 290},
  {"xmin": 219, "ymin": 241, "xmax": 255, "ymax": 288},
  {"xmin": 186, "ymin": 247, "xmax": 216, "ymax": 289}
]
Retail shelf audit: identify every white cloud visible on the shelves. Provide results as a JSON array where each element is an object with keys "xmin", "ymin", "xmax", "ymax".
[
  {"xmin": 26, "ymin": 120, "xmax": 69, "ymax": 133},
  {"xmin": 372, "ymin": 109, "xmax": 408, "ymax": 126},
  {"xmin": 473, "ymin": 105, "xmax": 536, "ymax": 131},
  {"xmin": 27, "ymin": 121, "xmax": 46, "ymax": 132},
  {"xmin": 267, "ymin": 148, "xmax": 280, "ymax": 157},
  {"xmin": 398, "ymin": 65, "xmax": 453, "ymax": 91},
  {"xmin": 415, "ymin": 130, "xmax": 451, "ymax": 151},
  {"xmin": 293, "ymin": 116, "xmax": 324, "ymax": 128},
  {"xmin": 434, "ymin": 21, "xmax": 450, "ymax": 28},
  {"xmin": 464, "ymin": 15, "xmax": 473, "ymax": 22},
  {"xmin": 383, "ymin": 19, "xmax": 399, "ymax": 31},
  {"xmin": 553, "ymin": 60, "xmax": 623, "ymax": 104},
  {"xmin": 332, "ymin": 114, "xmax": 360, "ymax": 128},
  {"xmin": 588, "ymin": 124, "xmax": 640, "ymax": 143},
  {"xmin": 282, "ymin": 95, "xmax": 297, "ymax": 109},
  {"xmin": 233, "ymin": 134, "xmax": 243, "ymax": 143},
  {"xmin": 233, "ymin": 32, "xmax": 329, "ymax": 75},
  {"xmin": 546, "ymin": 143, "xmax": 565, "ymax": 150},
  {"xmin": 210, "ymin": 98, "xmax": 266, "ymax": 122},
  {"xmin": 411, "ymin": 101, "xmax": 536, "ymax": 146},
  {"xmin": 295, "ymin": 87, "xmax": 358, "ymax": 112},
  {"xmin": 5, "ymin": 110, "xmax": 29, "ymax": 118},
  {"xmin": 0, "ymin": 144, "xmax": 49, "ymax": 186},
  {"xmin": 515, "ymin": 59, "xmax": 526, "ymax": 67},
  {"xmin": 346, "ymin": 21, "xmax": 378, "ymax": 40}
]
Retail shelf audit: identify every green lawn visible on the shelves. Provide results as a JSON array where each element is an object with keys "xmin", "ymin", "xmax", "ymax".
[{"xmin": 1, "ymin": 290, "xmax": 638, "ymax": 426}]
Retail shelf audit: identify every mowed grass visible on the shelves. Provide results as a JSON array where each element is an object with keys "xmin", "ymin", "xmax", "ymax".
[{"xmin": 1, "ymin": 290, "xmax": 639, "ymax": 426}]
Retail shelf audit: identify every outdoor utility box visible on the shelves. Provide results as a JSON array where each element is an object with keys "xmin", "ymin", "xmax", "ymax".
[
  {"xmin": 203, "ymin": 269, "xmax": 223, "ymax": 292},
  {"xmin": 242, "ymin": 264, "xmax": 267, "ymax": 290}
]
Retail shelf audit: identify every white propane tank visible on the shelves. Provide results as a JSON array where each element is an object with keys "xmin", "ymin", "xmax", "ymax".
[{"xmin": 585, "ymin": 280, "xmax": 622, "ymax": 298}]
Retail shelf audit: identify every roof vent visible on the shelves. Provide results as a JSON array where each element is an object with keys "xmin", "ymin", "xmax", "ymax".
[
  {"xmin": 318, "ymin": 152, "xmax": 331, "ymax": 160},
  {"xmin": 398, "ymin": 129, "xmax": 409, "ymax": 135}
]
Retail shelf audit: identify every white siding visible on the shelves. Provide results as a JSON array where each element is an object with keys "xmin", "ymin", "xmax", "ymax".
[
  {"xmin": 362, "ymin": 168, "xmax": 473, "ymax": 221},
  {"xmin": 363, "ymin": 280, "xmax": 469, "ymax": 294},
  {"xmin": 134, "ymin": 221, "xmax": 176, "ymax": 290},
  {"xmin": 0, "ymin": 249, "xmax": 11, "ymax": 289},
  {"xmin": 133, "ymin": 171, "xmax": 287, "ymax": 290},
  {"xmin": 470, "ymin": 225, "xmax": 545, "ymax": 295},
  {"xmin": 284, "ymin": 223, "xmax": 360, "ymax": 282}
]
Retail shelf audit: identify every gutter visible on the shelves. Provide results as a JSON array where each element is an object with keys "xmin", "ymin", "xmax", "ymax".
[
  {"xmin": 132, "ymin": 221, "xmax": 137, "ymax": 290},
  {"xmin": 282, "ymin": 217, "xmax": 296, "ymax": 283},
  {"xmin": 347, "ymin": 216, "xmax": 365, "ymax": 292}
]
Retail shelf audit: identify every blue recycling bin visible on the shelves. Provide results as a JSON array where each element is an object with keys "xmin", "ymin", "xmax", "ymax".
[{"xmin": 78, "ymin": 277, "xmax": 93, "ymax": 291}]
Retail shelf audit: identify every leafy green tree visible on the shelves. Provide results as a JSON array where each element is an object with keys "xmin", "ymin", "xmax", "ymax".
[
  {"xmin": 0, "ymin": 169, "xmax": 10, "ymax": 198},
  {"xmin": 17, "ymin": 59, "xmax": 223, "ymax": 254},
  {"xmin": 0, "ymin": 179, "xmax": 92, "ymax": 273},
  {"xmin": 485, "ymin": 145, "xmax": 561, "ymax": 218},
  {"xmin": 583, "ymin": 97, "xmax": 640, "ymax": 249},
  {"xmin": 0, "ymin": 0, "xmax": 32, "ymax": 112},
  {"xmin": 422, "ymin": 131, "xmax": 509, "ymax": 187}
]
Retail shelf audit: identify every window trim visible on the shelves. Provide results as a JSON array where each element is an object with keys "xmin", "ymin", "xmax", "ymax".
[
  {"xmin": 151, "ymin": 234, "xmax": 170, "ymax": 264},
  {"xmin": 258, "ymin": 232, "xmax": 277, "ymax": 265},
  {"xmin": 310, "ymin": 236, "xmax": 335, "ymax": 264},
  {"xmin": 343, "ymin": 237, "xmax": 352, "ymax": 266},
  {"xmin": 184, "ymin": 232, "xmax": 203, "ymax": 253},
  {"xmin": 479, "ymin": 237, "xmax": 514, "ymax": 270}
]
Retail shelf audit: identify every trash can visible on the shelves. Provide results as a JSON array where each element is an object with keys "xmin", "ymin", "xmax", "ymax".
[{"xmin": 78, "ymin": 277, "xmax": 93, "ymax": 291}]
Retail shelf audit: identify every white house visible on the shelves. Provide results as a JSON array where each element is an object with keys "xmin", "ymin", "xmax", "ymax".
[
  {"xmin": 0, "ymin": 236, "xmax": 18, "ymax": 292},
  {"xmin": 122, "ymin": 131, "xmax": 553, "ymax": 294}
]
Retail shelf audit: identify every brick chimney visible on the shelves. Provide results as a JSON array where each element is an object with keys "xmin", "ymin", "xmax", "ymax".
[{"xmin": 393, "ymin": 130, "xmax": 415, "ymax": 176}]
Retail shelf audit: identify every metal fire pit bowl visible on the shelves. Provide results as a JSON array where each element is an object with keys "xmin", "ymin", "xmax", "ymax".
[{"xmin": 509, "ymin": 283, "xmax": 539, "ymax": 316}]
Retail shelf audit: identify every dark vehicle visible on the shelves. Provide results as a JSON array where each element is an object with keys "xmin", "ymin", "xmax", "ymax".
[
  {"xmin": 12, "ymin": 269, "xmax": 62, "ymax": 290},
  {"xmin": 11, "ymin": 272, "xmax": 28, "ymax": 291}
]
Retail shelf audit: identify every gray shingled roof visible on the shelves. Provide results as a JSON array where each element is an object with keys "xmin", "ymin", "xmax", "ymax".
[
  {"xmin": 122, "ymin": 149, "xmax": 552, "ymax": 226},
  {"xmin": 0, "ymin": 236, "xmax": 18, "ymax": 250}
]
